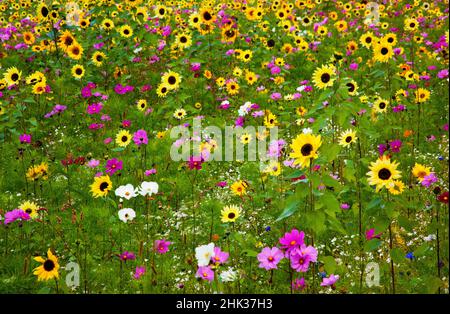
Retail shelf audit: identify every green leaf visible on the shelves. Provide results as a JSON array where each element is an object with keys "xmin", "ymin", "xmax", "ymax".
[
  {"xmin": 390, "ymin": 248, "xmax": 404, "ymax": 263},
  {"xmin": 414, "ymin": 243, "xmax": 430, "ymax": 257},
  {"xmin": 321, "ymin": 256, "xmax": 337, "ymax": 274},
  {"xmin": 305, "ymin": 211, "xmax": 326, "ymax": 235},
  {"xmin": 111, "ymin": 147, "xmax": 126, "ymax": 152},
  {"xmin": 241, "ymin": 249, "xmax": 258, "ymax": 257},
  {"xmin": 364, "ymin": 239, "xmax": 382, "ymax": 252},
  {"xmin": 276, "ymin": 200, "xmax": 300, "ymax": 221}
]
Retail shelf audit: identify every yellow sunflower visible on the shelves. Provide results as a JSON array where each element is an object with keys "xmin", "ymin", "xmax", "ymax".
[
  {"xmin": 92, "ymin": 51, "xmax": 106, "ymax": 67},
  {"xmin": 19, "ymin": 201, "xmax": 39, "ymax": 219},
  {"xmin": 230, "ymin": 180, "xmax": 248, "ymax": 196},
  {"xmin": 115, "ymin": 130, "xmax": 132, "ymax": 147},
  {"xmin": 71, "ymin": 64, "xmax": 85, "ymax": 79},
  {"xmin": 90, "ymin": 175, "xmax": 113, "ymax": 198},
  {"xmin": 3, "ymin": 67, "xmax": 22, "ymax": 86},
  {"xmin": 289, "ymin": 133, "xmax": 322, "ymax": 168},
  {"xmin": 373, "ymin": 42, "xmax": 393, "ymax": 63},
  {"xmin": 388, "ymin": 180, "xmax": 405, "ymax": 195},
  {"xmin": 137, "ymin": 99, "xmax": 147, "ymax": 112},
  {"xmin": 346, "ymin": 80, "xmax": 358, "ymax": 96},
  {"xmin": 367, "ymin": 156, "xmax": 402, "ymax": 192},
  {"xmin": 373, "ymin": 98, "xmax": 389, "ymax": 113},
  {"xmin": 312, "ymin": 65, "xmax": 335, "ymax": 90},
  {"xmin": 67, "ymin": 42, "xmax": 83, "ymax": 60},
  {"xmin": 161, "ymin": 71, "xmax": 181, "ymax": 90},
  {"xmin": 33, "ymin": 249, "xmax": 60, "ymax": 281},
  {"xmin": 119, "ymin": 25, "xmax": 133, "ymax": 38},
  {"xmin": 221, "ymin": 205, "xmax": 241, "ymax": 223},
  {"xmin": 339, "ymin": 129, "xmax": 357, "ymax": 147},
  {"xmin": 412, "ymin": 163, "xmax": 431, "ymax": 183},
  {"xmin": 415, "ymin": 88, "xmax": 430, "ymax": 103}
]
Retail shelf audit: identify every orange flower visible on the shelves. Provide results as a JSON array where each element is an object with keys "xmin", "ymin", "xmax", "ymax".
[{"xmin": 404, "ymin": 130, "xmax": 413, "ymax": 137}]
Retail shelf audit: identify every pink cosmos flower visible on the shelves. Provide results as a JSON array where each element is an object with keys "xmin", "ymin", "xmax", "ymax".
[
  {"xmin": 133, "ymin": 129, "xmax": 148, "ymax": 146},
  {"xmin": 19, "ymin": 134, "xmax": 31, "ymax": 144},
  {"xmin": 87, "ymin": 159, "xmax": 100, "ymax": 168},
  {"xmin": 119, "ymin": 251, "xmax": 136, "ymax": 261},
  {"xmin": 216, "ymin": 181, "xmax": 227, "ymax": 188},
  {"xmin": 279, "ymin": 229, "xmax": 305, "ymax": 252},
  {"xmin": 289, "ymin": 245, "xmax": 318, "ymax": 272},
  {"xmin": 154, "ymin": 239, "xmax": 171, "ymax": 254},
  {"xmin": 366, "ymin": 228, "xmax": 382, "ymax": 240},
  {"xmin": 211, "ymin": 247, "xmax": 229, "ymax": 265},
  {"xmin": 196, "ymin": 266, "xmax": 214, "ymax": 282},
  {"xmin": 86, "ymin": 102, "xmax": 103, "ymax": 115},
  {"xmin": 292, "ymin": 278, "xmax": 306, "ymax": 291},
  {"xmin": 321, "ymin": 274, "xmax": 339, "ymax": 287},
  {"xmin": 144, "ymin": 168, "xmax": 157, "ymax": 176},
  {"xmin": 133, "ymin": 266, "xmax": 146, "ymax": 280},
  {"xmin": 257, "ymin": 247, "xmax": 284, "ymax": 270},
  {"xmin": 105, "ymin": 158, "xmax": 123, "ymax": 175},
  {"xmin": 421, "ymin": 173, "xmax": 437, "ymax": 188},
  {"xmin": 4, "ymin": 209, "xmax": 30, "ymax": 225},
  {"xmin": 187, "ymin": 156, "xmax": 203, "ymax": 170}
]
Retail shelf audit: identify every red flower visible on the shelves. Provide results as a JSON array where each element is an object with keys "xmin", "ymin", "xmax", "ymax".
[{"xmin": 437, "ymin": 191, "xmax": 449, "ymax": 204}]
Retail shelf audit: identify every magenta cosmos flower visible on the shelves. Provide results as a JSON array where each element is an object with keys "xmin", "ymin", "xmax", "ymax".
[
  {"xmin": 211, "ymin": 247, "xmax": 229, "ymax": 265},
  {"xmin": 289, "ymin": 245, "xmax": 318, "ymax": 272},
  {"xmin": 366, "ymin": 228, "xmax": 382, "ymax": 240},
  {"xmin": 105, "ymin": 158, "xmax": 123, "ymax": 175},
  {"xmin": 196, "ymin": 266, "xmax": 214, "ymax": 282},
  {"xmin": 133, "ymin": 129, "xmax": 148, "ymax": 146},
  {"xmin": 4, "ymin": 209, "xmax": 30, "ymax": 225},
  {"xmin": 187, "ymin": 156, "xmax": 203, "ymax": 170},
  {"xmin": 279, "ymin": 229, "xmax": 305, "ymax": 252},
  {"xmin": 154, "ymin": 239, "xmax": 171, "ymax": 254},
  {"xmin": 321, "ymin": 274, "xmax": 339, "ymax": 287},
  {"xmin": 19, "ymin": 133, "xmax": 31, "ymax": 144},
  {"xmin": 257, "ymin": 247, "xmax": 284, "ymax": 270},
  {"xmin": 119, "ymin": 251, "xmax": 136, "ymax": 261},
  {"xmin": 292, "ymin": 278, "xmax": 306, "ymax": 291},
  {"xmin": 133, "ymin": 266, "xmax": 146, "ymax": 280}
]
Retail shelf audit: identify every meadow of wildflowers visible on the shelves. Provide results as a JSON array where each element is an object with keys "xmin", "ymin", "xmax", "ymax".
[{"xmin": 0, "ymin": 0, "xmax": 448, "ymax": 295}]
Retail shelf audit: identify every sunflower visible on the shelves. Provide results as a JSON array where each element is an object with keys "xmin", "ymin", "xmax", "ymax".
[
  {"xmin": 373, "ymin": 98, "xmax": 389, "ymax": 113},
  {"xmin": 226, "ymin": 80, "xmax": 240, "ymax": 95},
  {"xmin": 367, "ymin": 155, "xmax": 402, "ymax": 192},
  {"xmin": 312, "ymin": 65, "xmax": 335, "ymax": 90},
  {"xmin": 176, "ymin": 32, "xmax": 192, "ymax": 49},
  {"xmin": 388, "ymin": 180, "xmax": 405, "ymax": 195},
  {"xmin": 161, "ymin": 71, "xmax": 181, "ymax": 90},
  {"xmin": 296, "ymin": 106, "xmax": 307, "ymax": 116},
  {"xmin": 92, "ymin": 51, "xmax": 106, "ymax": 67},
  {"xmin": 156, "ymin": 83, "xmax": 170, "ymax": 97},
  {"xmin": 3, "ymin": 67, "xmax": 22, "ymax": 86},
  {"xmin": 33, "ymin": 249, "xmax": 60, "ymax": 281},
  {"xmin": 32, "ymin": 82, "xmax": 46, "ymax": 95},
  {"xmin": 154, "ymin": 5, "xmax": 169, "ymax": 19},
  {"xmin": 221, "ymin": 205, "xmax": 241, "ymax": 223},
  {"xmin": 67, "ymin": 42, "xmax": 83, "ymax": 60},
  {"xmin": 404, "ymin": 18, "xmax": 419, "ymax": 31},
  {"xmin": 119, "ymin": 25, "xmax": 133, "ymax": 38},
  {"xmin": 264, "ymin": 160, "xmax": 281, "ymax": 177},
  {"xmin": 23, "ymin": 31, "xmax": 35, "ymax": 45},
  {"xmin": 264, "ymin": 110, "xmax": 278, "ymax": 128},
  {"xmin": 373, "ymin": 42, "xmax": 393, "ymax": 63},
  {"xmin": 244, "ymin": 71, "xmax": 257, "ymax": 85},
  {"xmin": 71, "ymin": 64, "xmax": 85, "ymax": 79},
  {"xmin": 415, "ymin": 88, "xmax": 430, "ymax": 103},
  {"xmin": 116, "ymin": 130, "xmax": 132, "ymax": 147},
  {"xmin": 79, "ymin": 18, "xmax": 90, "ymax": 28},
  {"xmin": 289, "ymin": 133, "xmax": 322, "ymax": 168},
  {"xmin": 346, "ymin": 80, "xmax": 358, "ymax": 95},
  {"xmin": 37, "ymin": 3, "xmax": 50, "ymax": 20},
  {"xmin": 137, "ymin": 99, "xmax": 147, "ymax": 111},
  {"xmin": 240, "ymin": 133, "xmax": 252, "ymax": 145},
  {"xmin": 189, "ymin": 13, "xmax": 201, "ymax": 28},
  {"xmin": 360, "ymin": 31, "xmax": 374, "ymax": 49},
  {"xmin": 173, "ymin": 108, "xmax": 187, "ymax": 120},
  {"xmin": 221, "ymin": 27, "xmax": 238, "ymax": 43},
  {"xmin": 339, "ymin": 129, "xmax": 357, "ymax": 147},
  {"xmin": 20, "ymin": 201, "xmax": 39, "ymax": 219},
  {"xmin": 230, "ymin": 180, "xmax": 248, "ymax": 196},
  {"xmin": 58, "ymin": 30, "xmax": 75, "ymax": 50},
  {"xmin": 412, "ymin": 163, "xmax": 431, "ymax": 183},
  {"xmin": 101, "ymin": 18, "xmax": 115, "ymax": 31},
  {"xmin": 382, "ymin": 33, "xmax": 397, "ymax": 46},
  {"xmin": 200, "ymin": 7, "xmax": 215, "ymax": 24},
  {"xmin": 26, "ymin": 71, "xmax": 45, "ymax": 85},
  {"xmin": 90, "ymin": 175, "xmax": 113, "ymax": 198}
]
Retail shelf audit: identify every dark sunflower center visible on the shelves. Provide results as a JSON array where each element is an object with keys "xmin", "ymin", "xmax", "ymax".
[
  {"xmin": 75, "ymin": 68, "xmax": 82, "ymax": 75},
  {"xmin": 225, "ymin": 30, "xmax": 235, "ymax": 37},
  {"xmin": 345, "ymin": 136, "xmax": 352, "ymax": 143},
  {"xmin": 301, "ymin": 144, "xmax": 313, "ymax": 156},
  {"xmin": 321, "ymin": 73, "xmax": 331, "ymax": 83},
  {"xmin": 410, "ymin": 23, "xmax": 415, "ymax": 28},
  {"xmin": 378, "ymin": 168, "xmax": 391, "ymax": 180},
  {"xmin": 180, "ymin": 36, "xmax": 187, "ymax": 43},
  {"xmin": 203, "ymin": 11, "xmax": 212, "ymax": 21},
  {"xmin": 41, "ymin": 6, "xmax": 49, "ymax": 17},
  {"xmin": 161, "ymin": 87, "xmax": 167, "ymax": 93},
  {"xmin": 124, "ymin": 29, "xmax": 130, "ymax": 35},
  {"xmin": 347, "ymin": 83, "xmax": 355, "ymax": 92},
  {"xmin": 11, "ymin": 73, "xmax": 19, "ymax": 81},
  {"xmin": 381, "ymin": 47, "xmax": 389, "ymax": 55},
  {"xmin": 228, "ymin": 213, "xmax": 235, "ymax": 219},
  {"xmin": 387, "ymin": 37, "xmax": 394, "ymax": 43},
  {"xmin": 159, "ymin": 8, "xmax": 165, "ymax": 15},
  {"xmin": 379, "ymin": 102, "xmax": 386, "ymax": 109},
  {"xmin": 65, "ymin": 37, "xmax": 74, "ymax": 46},
  {"xmin": 365, "ymin": 37, "xmax": 372, "ymax": 43},
  {"xmin": 121, "ymin": 136, "xmax": 128, "ymax": 142},
  {"xmin": 99, "ymin": 182, "xmax": 109, "ymax": 191},
  {"xmin": 168, "ymin": 76, "xmax": 176, "ymax": 84},
  {"xmin": 25, "ymin": 208, "xmax": 32, "ymax": 214},
  {"xmin": 43, "ymin": 259, "xmax": 55, "ymax": 271},
  {"xmin": 96, "ymin": 55, "xmax": 103, "ymax": 61},
  {"xmin": 72, "ymin": 47, "xmax": 80, "ymax": 54}
]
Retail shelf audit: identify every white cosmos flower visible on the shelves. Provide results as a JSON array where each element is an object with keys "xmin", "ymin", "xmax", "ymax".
[
  {"xmin": 115, "ymin": 184, "xmax": 138, "ymax": 200},
  {"xmin": 139, "ymin": 181, "xmax": 159, "ymax": 196},
  {"xmin": 195, "ymin": 243, "xmax": 215, "ymax": 266},
  {"xmin": 118, "ymin": 208, "xmax": 136, "ymax": 223},
  {"xmin": 220, "ymin": 267, "xmax": 237, "ymax": 283}
]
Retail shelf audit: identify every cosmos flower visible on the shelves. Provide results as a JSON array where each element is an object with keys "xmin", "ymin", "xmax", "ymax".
[
  {"xmin": 196, "ymin": 266, "xmax": 214, "ymax": 282},
  {"xmin": 289, "ymin": 245, "xmax": 318, "ymax": 272},
  {"xmin": 118, "ymin": 208, "xmax": 136, "ymax": 223},
  {"xmin": 105, "ymin": 158, "xmax": 123, "ymax": 175},
  {"xmin": 154, "ymin": 239, "xmax": 171, "ymax": 254},
  {"xmin": 321, "ymin": 274, "xmax": 339, "ymax": 287},
  {"xmin": 133, "ymin": 266, "xmax": 146, "ymax": 280},
  {"xmin": 3, "ymin": 209, "xmax": 30, "ymax": 225},
  {"xmin": 139, "ymin": 181, "xmax": 159, "ymax": 196},
  {"xmin": 195, "ymin": 243, "xmax": 215, "ymax": 266},
  {"xmin": 133, "ymin": 129, "xmax": 148, "ymax": 146},
  {"xmin": 119, "ymin": 251, "xmax": 136, "ymax": 261},
  {"xmin": 279, "ymin": 229, "xmax": 305, "ymax": 252},
  {"xmin": 257, "ymin": 247, "xmax": 284, "ymax": 270}
]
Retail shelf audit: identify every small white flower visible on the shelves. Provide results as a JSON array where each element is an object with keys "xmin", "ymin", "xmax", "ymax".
[
  {"xmin": 118, "ymin": 208, "xmax": 136, "ymax": 223},
  {"xmin": 302, "ymin": 127, "xmax": 313, "ymax": 134},
  {"xmin": 220, "ymin": 267, "xmax": 237, "ymax": 283},
  {"xmin": 139, "ymin": 181, "xmax": 159, "ymax": 196},
  {"xmin": 424, "ymin": 234, "xmax": 436, "ymax": 242},
  {"xmin": 195, "ymin": 243, "xmax": 215, "ymax": 266},
  {"xmin": 115, "ymin": 184, "xmax": 138, "ymax": 200}
]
